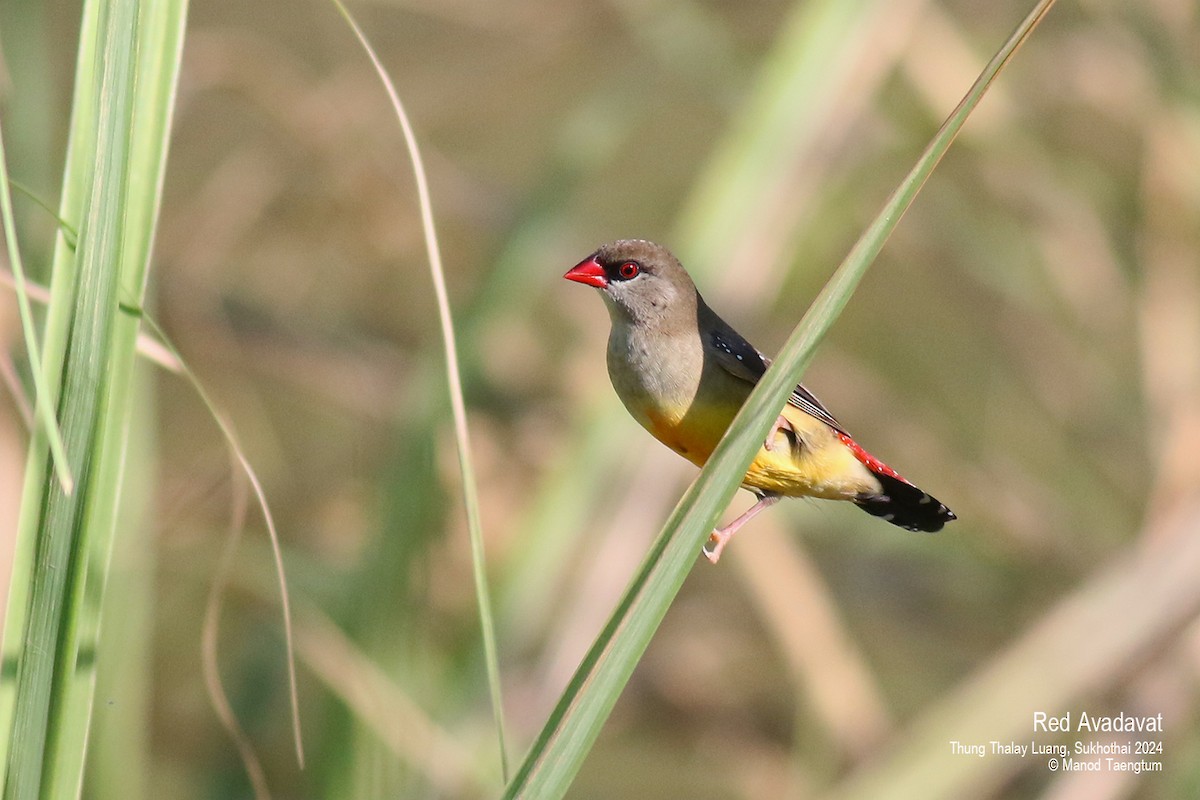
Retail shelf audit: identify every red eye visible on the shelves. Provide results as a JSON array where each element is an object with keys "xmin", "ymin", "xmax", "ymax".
[{"xmin": 617, "ymin": 261, "xmax": 640, "ymax": 280}]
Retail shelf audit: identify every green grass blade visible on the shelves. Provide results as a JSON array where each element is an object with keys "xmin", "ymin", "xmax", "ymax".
[
  {"xmin": 0, "ymin": 0, "xmax": 186, "ymax": 794},
  {"xmin": 0, "ymin": 0, "xmax": 100, "ymax": 781},
  {"xmin": 83, "ymin": 364, "xmax": 154, "ymax": 800},
  {"xmin": 0, "ymin": 126, "xmax": 74, "ymax": 495},
  {"xmin": 329, "ymin": 0, "xmax": 510, "ymax": 783},
  {"xmin": 1, "ymin": 0, "xmax": 141, "ymax": 790},
  {"xmin": 54, "ymin": 0, "xmax": 188, "ymax": 790},
  {"xmin": 503, "ymin": 2, "xmax": 1057, "ymax": 797}
]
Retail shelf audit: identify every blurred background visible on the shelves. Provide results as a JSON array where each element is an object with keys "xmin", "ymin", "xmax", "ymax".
[{"xmin": 2, "ymin": 0, "xmax": 1199, "ymax": 797}]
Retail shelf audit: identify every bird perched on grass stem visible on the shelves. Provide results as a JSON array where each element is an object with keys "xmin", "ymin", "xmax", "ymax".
[{"xmin": 564, "ymin": 239, "xmax": 954, "ymax": 563}]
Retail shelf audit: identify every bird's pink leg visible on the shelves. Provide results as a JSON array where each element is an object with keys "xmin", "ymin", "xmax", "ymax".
[
  {"xmin": 762, "ymin": 415, "xmax": 794, "ymax": 452},
  {"xmin": 704, "ymin": 494, "xmax": 782, "ymax": 564}
]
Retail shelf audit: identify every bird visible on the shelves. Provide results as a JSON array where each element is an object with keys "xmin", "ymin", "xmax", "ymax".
[{"xmin": 564, "ymin": 239, "xmax": 955, "ymax": 563}]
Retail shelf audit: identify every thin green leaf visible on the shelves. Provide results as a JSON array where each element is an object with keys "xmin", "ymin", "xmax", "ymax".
[
  {"xmin": 7, "ymin": 179, "xmax": 79, "ymax": 249},
  {"xmin": 0, "ymin": 120, "xmax": 75, "ymax": 495},
  {"xmin": 503, "ymin": 1, "xmax": 1058, "ymax": 797}
]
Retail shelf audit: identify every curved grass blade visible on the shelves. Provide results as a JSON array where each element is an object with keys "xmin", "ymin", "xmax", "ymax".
[
  {"xmin": 201, "ymin": 463, "xmax": 272, "ymax": 800},
  {"xmin": 140, "ymin": 314, "xmax": 305, "ymax": 772},
  {"xmin": 503, "ymin": 1, "xmax": 1058, "ymax": 797},
  {"xmin": 6, "ymin": 180, "xmax": 79, "ymax": 250},
  {"xmin": 328, "ymin": 0, "xmax": 509, "ymax": 782}
]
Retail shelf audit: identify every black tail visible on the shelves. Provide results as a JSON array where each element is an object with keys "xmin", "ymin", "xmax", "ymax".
[{"xmin": 855, "ymin": 472, "xmax": 955, "ymax": 533}]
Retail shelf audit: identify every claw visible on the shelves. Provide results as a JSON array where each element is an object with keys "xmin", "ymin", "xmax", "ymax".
[
  {"xmin": 763, "ymin": 414, "xmax": 794, "ymax": 452},
  {"xmin": 701, "ymin": 494, "xmax": 782, "ymax": 564},
  {"xmin": 703, "ymin": 529, "xmax": 732, "ymax": 564}
]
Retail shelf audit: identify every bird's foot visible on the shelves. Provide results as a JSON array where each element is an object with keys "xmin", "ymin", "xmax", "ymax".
[
  {"xmin": 702, "ymin": 494, "xmax": 782, "ymax": 564},
  {"xmin": 703, "ymin": 528, "xmax": 733, "ymax": 564},
  {"xmin": 763, "ymin": 415, "xmax": 794, "ymax": 452}
]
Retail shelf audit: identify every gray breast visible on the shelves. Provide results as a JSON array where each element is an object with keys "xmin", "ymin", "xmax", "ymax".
[{"xmin": 606, "ymin": 324, "xmax": 704, "ymax": 415}]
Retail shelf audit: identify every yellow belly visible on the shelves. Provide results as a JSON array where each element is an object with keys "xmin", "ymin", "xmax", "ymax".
[
  {"xmin": 742, "ymin": 435, "xmax": 879, "ymax": 499},
  {"xmin": 637, "ymin": 401, "xmax": 880, "ymax": 501}
]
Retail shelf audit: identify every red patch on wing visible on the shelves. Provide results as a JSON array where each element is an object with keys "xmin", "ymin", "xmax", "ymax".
[{"xmin": 837, "ymin": 431, "xmax": 907, "ymax": 483}]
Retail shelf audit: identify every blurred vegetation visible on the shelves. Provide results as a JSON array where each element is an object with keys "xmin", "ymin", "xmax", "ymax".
[{"xmin": 2, "ymin": 0, "xmax": 1199, "ymax": 798}]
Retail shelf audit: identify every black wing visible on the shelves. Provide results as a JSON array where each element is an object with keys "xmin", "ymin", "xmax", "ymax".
[{"xmin": 704, "ymin": 306, "xmax": 846, "ymax": 435}]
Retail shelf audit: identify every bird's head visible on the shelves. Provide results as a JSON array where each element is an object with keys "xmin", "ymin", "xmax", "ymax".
[{"xmin": 564, "ymin": 239, "xmax": 696, "ymax": 328}]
